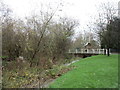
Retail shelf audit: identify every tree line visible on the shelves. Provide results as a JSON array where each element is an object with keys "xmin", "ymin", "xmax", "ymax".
[
  {"xmin": 95, "ymin": 3, "xmax": 120, "ymax": 56},
  {"xmin": 1, "ymin": 3, "xmax": 79, "ymax": 68}
]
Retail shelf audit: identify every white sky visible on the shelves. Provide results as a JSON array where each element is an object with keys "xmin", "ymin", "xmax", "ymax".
[{"xmin": 2, "ymin": 0, "xmax": 120, "ymax": 37}]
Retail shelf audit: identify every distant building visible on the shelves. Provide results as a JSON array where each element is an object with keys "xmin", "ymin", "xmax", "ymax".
[{"xmin": 84, "ymin": 42, "xmax": 92, "ymax": 49}]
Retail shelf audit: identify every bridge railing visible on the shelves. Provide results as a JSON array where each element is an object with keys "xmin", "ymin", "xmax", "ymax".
[{"xmin": 68, "ymin": 49, "xmax": 110, "ymax": 54}]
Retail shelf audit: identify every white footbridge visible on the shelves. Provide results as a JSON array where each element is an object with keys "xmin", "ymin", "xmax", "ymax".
[{"xmin": 68, "ymin": 49, "xmax": 111, "ymax": 54}]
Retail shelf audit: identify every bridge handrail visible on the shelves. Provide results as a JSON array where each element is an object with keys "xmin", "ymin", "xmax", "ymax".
[{"xmin": 68, "ymin": 49, "xmax": 110, "ymax": 54}]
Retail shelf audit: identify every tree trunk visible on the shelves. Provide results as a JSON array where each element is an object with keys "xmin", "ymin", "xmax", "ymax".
[
  {"xmin": 107, "ymin": 48, "xmax": 110, "ymax": 56},
  {"xmin": 104, "ymin": 49, "xmax": 106, "ymax": 55}
]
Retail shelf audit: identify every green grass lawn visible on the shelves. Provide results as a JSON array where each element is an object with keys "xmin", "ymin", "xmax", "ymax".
[{"xmin": 49, "ymin": 54, "xmax": 118, "ymax": 88}]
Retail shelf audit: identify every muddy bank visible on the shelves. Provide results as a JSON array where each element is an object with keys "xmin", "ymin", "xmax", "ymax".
[{"xmin": 21, "ymin": 59, "xmax": 80, "ymax": 88}]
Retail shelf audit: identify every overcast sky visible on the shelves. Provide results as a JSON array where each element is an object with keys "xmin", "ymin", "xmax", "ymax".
[{"xmin": 2, "ymin": 0, "xmax": 119, "ymax": 37}]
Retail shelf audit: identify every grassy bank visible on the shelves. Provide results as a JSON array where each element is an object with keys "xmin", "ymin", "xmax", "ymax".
[
  {"xmin": 49, "ymin": 54, "xmax": 118, "ymax": 88},
  {"xmin": 2, "ymin": 57, "xmax": 80, "ymax": 88}
]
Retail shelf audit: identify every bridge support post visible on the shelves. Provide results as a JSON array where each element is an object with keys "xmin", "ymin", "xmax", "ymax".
[
  {"xmin": 92, "ymin": 49, "xmax": 95, "ymax": 53},
  {"xmin": 106, "ymin": 49, "xmax": 107, "ymax": 55},
  {"xmin": 99, "ymin": 49, "xmax": 100, "ymax": 54},
  {"xmin": 76, "ymin": 49, "xmax": 77, "ymax": 53},
  {"xmin": 109, "ymin": 49, "xmax": 111, "ymax": 54},
  {"xmin": 102, "ymin": 49, "xmax": 104, "ymax": 54},
  {"xmin": 81, "ymin": 49, "xmax": 83, "ymax": 53},
  {"xmin": 69, "ymin": 49, "xmax": 71, "ymax": 53},
  {"xmin": 87, "ymin": 49, "xmax": 88, "ymax": 53}
]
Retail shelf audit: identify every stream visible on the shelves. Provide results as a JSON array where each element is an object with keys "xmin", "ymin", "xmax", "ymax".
[
  {"xmin": 64, "ymin": 59, "xmax": 80, "ymax": 66},
  {"xmin": 40, "ymin": 59, "xmax": 81, "ymax": 88},
  {"xmin": 41, "ymin": 59, "xmax": 80, "ymax": 88},
  {"xmin": 22, "ymin": 59, "xmax": 81, "ymax": 88}
]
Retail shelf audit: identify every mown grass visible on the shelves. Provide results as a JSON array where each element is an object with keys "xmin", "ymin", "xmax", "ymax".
[{"xmin": 49, "ymin": 54, "xmax": 118, "ymax": 88}]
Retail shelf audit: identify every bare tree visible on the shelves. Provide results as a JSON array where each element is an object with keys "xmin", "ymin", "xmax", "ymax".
[{"xmin": 95, "ymin": 2, "xmax": 117, "ymax": 56}]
